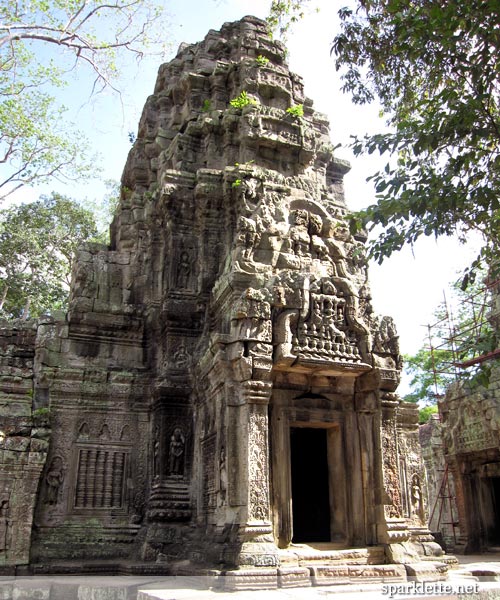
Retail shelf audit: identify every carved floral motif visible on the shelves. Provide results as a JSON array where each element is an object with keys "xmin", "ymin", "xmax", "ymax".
[
  {"xmin": 248, "ymin": 409, "xmax": 270, "ymax": 522},
  {"xmin": 381, "ymin": 418, "xmax": 403, "ymax": 519}
]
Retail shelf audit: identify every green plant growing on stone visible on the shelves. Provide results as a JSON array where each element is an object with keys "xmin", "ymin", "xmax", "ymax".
[
  {"xmin": 202, "ymin": 99, "xmax": 212, "ymax": 112},
  {"xmin": 232, "ymin": 179, "xmax": 242, "ymax": 188},
  {"xmin": 255, "ymin": 54, "xmax": 270, "ymax": 67},
  {"xmin": 229, "ymin": 91, "xmax": 257, "ymax": 109},
  {"xmin": 286, "ymin": 104, "xmax": 304, "ymax": 119},
  {"xmin": 33, "ymin": 407, "xmax": 50, "ymax": 417}
]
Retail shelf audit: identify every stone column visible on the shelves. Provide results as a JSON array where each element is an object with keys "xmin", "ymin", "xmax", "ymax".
[
  {"xmin": 343, "ymin": 406, "xmax": 368, "ymax": 546},
  {"xmin": 226, "ymin": 379, "xmax": 278, "ymax": 568},
  {"xmin": 353, "ymin": 371, "xmax": 388, "ymax": 547},
  {"xmin": 380, "ymin": 395, "xmax": 411, "ymax": 557}
]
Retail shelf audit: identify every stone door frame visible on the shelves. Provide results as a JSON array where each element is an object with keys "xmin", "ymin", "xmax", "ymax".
[
  {"xmin": 461, "ymin": 458, "xmax": 500, "ymax": 550},
  {"xmin": 270, "ymin": 390, "xmax": 364, "ymax": 548}
]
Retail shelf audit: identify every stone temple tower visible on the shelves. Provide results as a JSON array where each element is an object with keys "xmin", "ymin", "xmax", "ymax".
[{"xmin": 0, "ymin": 16, "xmax": 448, "ymax": 584}]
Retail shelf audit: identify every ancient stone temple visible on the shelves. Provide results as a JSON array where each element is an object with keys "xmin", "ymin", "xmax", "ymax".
[{"xmin": 0, "ymin": 16, "xmax": 447, "ymax": 584}]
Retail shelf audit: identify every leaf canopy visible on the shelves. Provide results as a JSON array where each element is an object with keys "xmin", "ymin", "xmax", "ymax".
[
  {"xmin": 332, "ymin": 0, "xmax": 500, "ymax": 271},
  {"xmin": 0, "ymin": 0, "xmax": 168, "ymax": 200},
  {"xmin": 0, "ymin": 193, "xmax": 100, "ymax": 319}
]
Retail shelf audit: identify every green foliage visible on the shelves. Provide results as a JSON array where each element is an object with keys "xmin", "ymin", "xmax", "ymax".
[
  {"xmin": 403, "ymin": 347, "xmax": 454, "ymax": 404},
  {"xmin": 419, "ymin": 405, "xmax": 438, "ymax": 425},
  {"xmin": 286, "ymin": 103, "xmax": 304, "ymax": 118},
  {"xmin": 202, "ymin": 99, "xmax": 212, "ymax": 112},
  {"xmin": 0, "ymin": 87, "xmax": 99, "ymax": 200},
  {"xmin": 267, "ymin": 0, "xmax": 314, "ymax": 38},
  {"xmin": 255, "ymin": 54, "xmax": 270, "ymax": 67},
  {"xmin": 403, "ymin": 269, "xmax": 497, "ymax": 405},
  {"xmin": 232, "ymin": 179, "xmax": 242, "ymax": 188},
  {"xmin": 0, "ymin": 193, "xmax": 100, "ymax": 319},
  {"xmin": 84, "ymin": 180, "xmax": 119, "ymax": 245},
  {"xmin": 33, "ymin": 407, "xmax": 50, "ymax": 418},
  {"xmin": 330, "ymin": 0, "xmax": 500, "ymax": 272},
  {"xmin": 0, "ymin": 0, "xmax": 168, "ymax": 200},
  {"xmin": 229, "ymin": 91, "xmax": 258, "ymax": 109}
]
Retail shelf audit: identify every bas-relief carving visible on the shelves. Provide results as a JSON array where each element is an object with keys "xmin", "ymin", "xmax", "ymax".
[
  {"xmin": 202, "ymin": 434, "xmax": 217, "ymax": 514},
  {"xmin": 442, "ymin": 387, "xmax": 500, "ymax": 456},
  {"xmin": 237, "ymin": 216, "xmax": 262, "ymax": 262},
  {"xmin": 44, "ymin": 457, "xmax": 65, "ymax": 505},
  {"xmin": 227, "ymin": 184, "xmax": 376, "ymax": 370},
  {"xmin": 410, "ymin": 474, "xmax": 425, "ymax": 523},
  {"xmin": 435, "ymin": 356, "xmax": 500, "ymax": 550},
  {"xmin": 0, "ymin": 497, "xmax": 10, "ymax": 552},
  {"xmin": 73, "ymin": 420, "xmax": 133, "ymax": 512},
  {"xmin": 273, "ymin": 276, "xmax": 370, "ymax": 368},
  {"xmin": 35, "ymin": 413, "xmax": 142, "ymax": 530},
  {"xmin": 160, "ymin": 338, "xmax": 194, "ymax": 373},
  {"xmin": 373, "ymin": 316, "xmax": 402, "ymax": 370},
  {"xmin": 248, "ymin": 409, "xmax": 270, "ymax": 522},
  {"xmin": 168, "ymin": 427, "xmax": 186, "ymax": 477},
  {"xmin": 218, "ymin": 445, "xmax": 228, "ymax": 506},
  {"xmin": 176, "ymin": 250, "xmax": 193, "ymax": 289},
  {"xmin": 153, "ymin": 425, "xmax": 161, "ymax": 479},
  {"xmin": 173, "ymin": 345, "xmax": 190, "ymax": 368},
  {"xmin": 231, "ymin": 289, "xmax": 272, "ymax": 343},
  {"xmin": 381, "ymin": 418, "xmax": 403, "ymax": 519}
]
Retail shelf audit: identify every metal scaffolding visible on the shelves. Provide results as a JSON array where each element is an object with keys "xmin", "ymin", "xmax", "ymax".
[
  {"xmin": 428, "ymin": 462, "xmax": 460, "ymax": 548},
  {"xmin": 424, "ymin": 277, "xmax": 500, "ymax": 544},
  {"xmin": 426, "ymin": 277, "xmax": 500, "ymax": 397}
]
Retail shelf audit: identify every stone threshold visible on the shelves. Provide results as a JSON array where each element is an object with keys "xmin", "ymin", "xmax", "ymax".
[{"xmin": 23, "ymin": 558, "xmax": 448, "ymax": 588}]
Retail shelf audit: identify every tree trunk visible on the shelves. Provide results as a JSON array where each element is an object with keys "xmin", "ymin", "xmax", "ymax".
[
  {"xmin": 21, "ymin": 296, "xmax": 31, "ymax": 321},
  {"xmin": 0, "ymin": 285, "xmax": 7, "ymax": 311}
]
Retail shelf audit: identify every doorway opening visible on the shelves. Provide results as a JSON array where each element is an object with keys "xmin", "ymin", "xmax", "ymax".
[
  {"xmin": 489, "ymin": 477, "xmax": 500, "ymax": 545},
  {"xmin": 290, "ymin": 427, "xmax": 330, "ymax": 543}
]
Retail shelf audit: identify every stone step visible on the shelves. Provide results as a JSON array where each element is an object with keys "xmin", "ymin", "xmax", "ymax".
[
  {"xmin": 450, "ymin": 563, "xmax": 500, "ymax": 581},
  {"xmin": 287, "ymin": 544, "xmax": 385, "ymax": 566}
]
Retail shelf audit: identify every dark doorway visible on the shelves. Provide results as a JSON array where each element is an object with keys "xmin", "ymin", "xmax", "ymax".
[
  {"xmin": 490, "ymin": 477, "xmax": 500, "ymax": 544},
  {"xmin": 290, "ymin": 427, "xmax": 330, "ymax": 543}
]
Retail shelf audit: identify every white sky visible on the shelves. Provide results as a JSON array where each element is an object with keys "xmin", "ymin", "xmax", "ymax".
[{"xmin": 5, "ymin": 0, "xmax": 483, "ymax": 392}]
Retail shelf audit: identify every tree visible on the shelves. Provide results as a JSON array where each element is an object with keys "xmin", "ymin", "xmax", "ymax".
[
  {"xmin": 402, "ymin": 271, "xmax": 497, "ymax": 421},
  {"xmin": 0, "ymin": 193, "xmax": 100, "ymax": 319},
  {"xmin": 268, "ymin": 1, "xmax": 500, "ymax": 279},
  {"xmin": 333, "ymin": 0, "xmax": 500, "ymax": 276},
  {"xmin": 267, "ymin": 1, "xmax": 315, "ymax": 38},
  {"xmin": 418, "ymin": 405, "xmax": 438, "ymax": 425},
  {"xmin": 0, "ymin": 0, "xmax": 168, "ymax": 201},
  {"xmin": 403, "ymin": 347, "xmax": 454, "ymax": 406}
]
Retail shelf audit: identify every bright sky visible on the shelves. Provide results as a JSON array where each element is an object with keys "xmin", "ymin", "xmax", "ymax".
[{"xmin": 9, "ymin": 0, "xmax": 483, "ymax": 392}]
